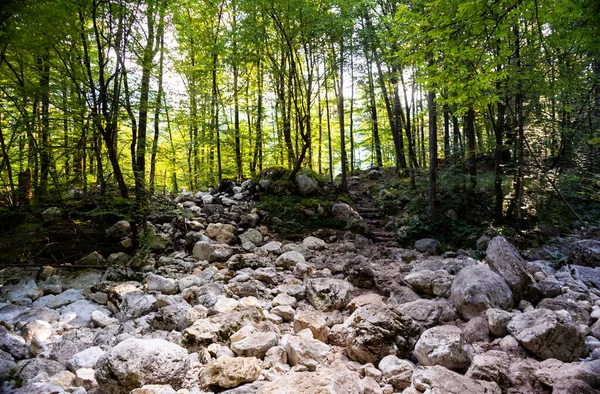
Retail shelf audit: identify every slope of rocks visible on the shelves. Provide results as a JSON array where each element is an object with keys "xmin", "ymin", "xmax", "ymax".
[{"xmin": 1, "ymin": 181, "xmax": 600, "ymax": 394}]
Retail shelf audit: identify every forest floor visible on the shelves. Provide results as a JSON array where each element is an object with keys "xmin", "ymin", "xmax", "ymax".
[{"xmin": 0, "ymin": 168, "xmax": 600, "ymax": 393}]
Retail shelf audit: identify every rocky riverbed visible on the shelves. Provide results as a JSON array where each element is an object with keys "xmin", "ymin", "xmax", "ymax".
[{"xmin": 1, "ymin": 185, "xmax": 600, "ymax": 394}]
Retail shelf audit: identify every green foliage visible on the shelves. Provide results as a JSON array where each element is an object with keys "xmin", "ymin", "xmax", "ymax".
[{"xmin": 257, "ymin": 194, "xmax": 345, "ymax": 237}]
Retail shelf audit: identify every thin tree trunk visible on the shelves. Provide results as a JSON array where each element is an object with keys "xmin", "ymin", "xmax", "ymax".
[
  {"xmin": 428, "ymin": 90, "xmax": 437, "ymax": 218},
  {"xmin": 465, "ymin": 105, "xmax": 477, "ymax": 188},
  {"xmin": 150, "ymin": 8, "xmax": 165, "ymax": 193},
  {"xmin": 338, "ymin": 42, "xmax": 348, "ymax": 192},
  {"xmin": 366, "ymin": 55, "xmax": 383, "ymax": 167}
]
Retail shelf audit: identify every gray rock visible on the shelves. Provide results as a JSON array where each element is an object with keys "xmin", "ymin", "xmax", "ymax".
[
  {"xmin": 60, "ymin": 300, "xmax": 110, "ymax": 327},
  {"xmin": 295, "ymin": 174, "xmax": 319, "ymax": 196},
  {"xmin": 378, "ymin": 355, "xmax": 414, "ymax": 390},
  {"xmin": 1, "ymin": 278, "xmax": 37, "ymax": 302},
  {"xmin": 414, "ymin": 238, "xmax": 441, "ymax": 255},
  {"xmin": 67, "ymin": 346, "xmax": 105, "ymax": 372},
  {"xmin": 465, "ymin": 351, "xmax": 511, "ymax": 391},
  {"xmin": 507, "ymin": 308, "xmax": 586, "ymax": 362},
  {"xmin": 331, "ymin": 203, "xmax": 362, "ymax": 224},
  {"xmin": 393, "ymin": 299, "xmax": 442, "ymax": 333},
  {"xmin": 146, "ymin": 274, "xmax": 178, "ymax": 295},
  {"xmin": 486, "ymin": 236, "xmax": 537, "ymax": 301},
  {"xmin": 107, "ymin": 283, "xmax": 157, "ymax": 320},
  {"xmin": 413, "ymin": 325, "xmax": 471, "ymax": 370},
  {"xmin": 486, "ymin": 308, "xmax": 515, "ymax": 337},
  {"xmin": 206, "ymin": 223, "xmax": 237, "ymax": 244},
  {"xmin": 404, "ymin": 269, "xmax": 453, "ymax": 298},
  {"xmin": 568, "ymin": 240, "xmax": 600, "ymax": 267},
  {"xmin": 0, "ymin": 349, "xmax": 16, "ymax": 381},
  {"xmin": 193, "ymin": 241, "xmax": 234, "ymax": 262},
  {"xmin": 450, "ymin": 265, "xmax": 513, "ymax": 320},
  {"xmin": 303, "ymin": 236, "xmax": 326, "ymax": 251},
  {"xmin": 281, "ymin": 330, "xmax": 330, "ymax": 371},
  {"xmin": 95, "ymin": 338, "xmax": 190, "ymax": 394},
  {"xmin": 106, "ymin": 220, "xmax": 131, "ymax": 239},
  {"xmin": 14, "ymin": 357, "xmax": 66, "ymax": 381},
  {"xmin": 75, "ymin": 251, "xmax": 108, "ymax": 266},
  {"xmin": 239, "ymin": 229, "xmax": 264, "ymax": 245},
  {"xmin": 275, "ymin": 250, "xmax": 306, "ymax": 270},
  {"xmin": 344, "ymin": 304, "xmax": 418, "ymax": 364},
  {"xmin": 231, "ymin": 331, "xmax": 279, "ymax": 359},
  {"xmin": 410, "ymin": 365, "xmax": 501, "ymax": 394},
  {"xmin": 306, "ymin": 278, "xmax": 353, "ymax": 312}
]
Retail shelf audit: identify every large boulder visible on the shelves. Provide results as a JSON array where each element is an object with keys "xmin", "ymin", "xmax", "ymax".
[
  {"xmin": 256, "ymin": 363, "xmax": 361, "ymax": 394},
  {"xmin": 306, "ymin": 278, "xmax": 353, "ymax": 312},
  {"xmin": 507, "ymin": 308, "xmax": 586, "ymax": 362},
  {"xmin": 344, "ymin": 304, "xmax": 418, "ymax": 364},
  {"xmin": 409, "ymin": 365, "xmax": 501, "ymax": 394},
  {"xmin": 465, "ymin": 351, "xmax": 511, "ymax": 391},
  {"xmin": 486, "ymin": 236, "xmax": 537, "ymax": 301},
  {"xmin": 413, "ymin": 325, "xmax": 471, "ymax": 370},
  {"xmin": 568, "ymin": 240, "xmax": 600, "ymax": 267},
  {"xmin": 450, "ymin": 265, "xmax": 513, "ymax": 320},
  {"xmin": 295, "ymin": 174, "xmax": 319, "ymax": 196},
  {"xmin": 404, "ymin": 269, "xmax": 453, "ymax": 298},
  {"xmin": 95, "ymin": 338, "xmax": 190, "ymax": 394}
]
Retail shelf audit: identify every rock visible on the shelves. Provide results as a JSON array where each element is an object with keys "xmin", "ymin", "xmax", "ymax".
[
  {"xmin": 130, "ymin": 385, "xmax": 177, "ymax": 394},
  {"xmin": 228, "ymin": 253, "xmax": 269, "ymax": 270},
  {"xmin": 261, "ymin": 241, "xmax": 283, "ymax": 254},
  {"xmin": 331, "ymin": 203, "xmax": 362, "ymax": 225},
  {"xmin": 95, "ymin": 338, "xmax": 190, "ymax": 394},
  {"xmin": 201, "ymin": 356, "xmax": 263, "ymax": 389},
  {"xmin": 256, "ymin": 363, "xmax": 361, "ymax": 394},
  {"xmin": 404, "ymin": 269, "xmax": 453, "ymax": 298},
  {"xmin": 75, "ymin": 251, "xmax": 107, "ymax": 266},
  {"xmin": 303, "ymin": 236, "xmax": 326, "ymax": 251},
  {"xmin": 450, "ymin": 265, "xmax": 514, "ymax": 320},
  {"xmin": 534, "ymin": 358, "xmax": 600, "ymax": 390},
  {"xmin": 462, "ymin": 315, "xmax": 490, "ymax": 344},
  {"xmin": 206, "ymin": 223, "xmax": 237, "ymax": 244},
  {"xmin": 507, "ymin": 308, "xmax": 586, "ymax": 361},
  {"xmin": 293, "ymin": 310, "xmax": 329, "ymax": 343},
  {"xmin": 33, "ymin": 288, "xmax": 84, "ymax": 309},
  {"xmin": 60, "ymin": 269, "xmax": 103, "ymax": 290},
  {"xmin": 21, "ymin": 320, "xmax": 52, "ymax": 342},
  {"xmin": 486, "ymin": 236, "xmax": 536, "ymax": 301},
  {"xmin": 275, "ymin": 250, "xmax": 306, "ymax": 270},
  {"xmin": 537, "ymin": 297, "xmax": 591, "ymax": 325},
  {"xmin": 193, "ymin": 241, "xmax": 234, "ymax": 262},
  {"xmin": 414, "ymin": 238, "xmax": 440, "ymax": 255},
  {"xmin": 306, "ymin": 278, "xmax": 352, "ymax": 312},
  {"xmin": 567, "ymin": 265, "xmax": 600, "ymax": 292},
  {"xmin": 393, "ymin": 299, "xmax": 443, "ymax": 333},
  {"xmin": 344, "ymin": 304, "xmax": 418, "ymax": 364},
  {"xmin": 49, "ymin": 370, "xmax": 76, "ymax": 388},
  {"xmin": 75, "ymin": 367, "xmax": 98, "ymax": 390},
  {"xmin": 410, "ymin": 365, "xmax": 501, "ymax": 394},
  {"xmin": 179, "ymin": 267, "xmax": 217, "ymax": 291},
  {"xmin": 465, "ymin": 351, "xmax": 511, "ymax": 391},
  {"xmin": 108, "ymin": 252, "xmax": 130, "ymax": 266},
  {"xmin": 413, "ymin": 325, "xmax": 471, "ymax": 370},
  {"xmin": 67, "ymin": 346, "xmax": 105, "ymax": 372},
  {"xmin": 106, "ymin": 220, "xmax": 131, "ymax": 239},
  {"xmin": 281, "ymin": 330, "xmax": 330, "ymax": 370},
  {"xmin": 486, "ymin": 308, "xmax": 515, "ymax": 337},
  {"xmin": 0, "ymin": 349, "xmax": 16, "ymax": 381},
  {"xmin": 239, "ymin": 229, "xmax": 264, "ymax": 245},
  {"xmin": 60, "ymin": 299, "xmax": 110, "ymax": 327},
  {"xmin": 378, "ymin": 355, "xmax": 414, "ymax": 390},
  {"xmin": 14, "ymin": 357, "xmax": 66, "ymax": 381},
  {"xmin": 1, "ymin": 278, "xmax": 37, "ymax": 302},
  {"xmin": 568, "ymin": 239, "xmax": 600, "ymax": 267},
  {"xmin": 295, "ymin": 174, "xmax": 319, "ymax": 195},
  {"xmin": 146, "ymin": 274, "xmax": 178, "ymax": 295},
  {"xmin": 348, "ymin": 294, "xmax": 386, "ymax": 313},
  {"xmin": 231, "ymin": 332, "xmax": 279, "ymax": 359},
  {"xmin": 90, "ymin": 310, "xmax": 118, "ymax": 328},
  {"xmin": 107, "ymin": 283, "xmax": 157, "ymax": 320}
]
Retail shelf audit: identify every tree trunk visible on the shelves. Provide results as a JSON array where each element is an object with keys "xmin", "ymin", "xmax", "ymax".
[
  {"xmin": 465, "ymin": 104, "xmax": 477, "ymax": 188},
  {"xmin": 150, "ymin": 8, "xmax": 165, "ymax": 193},
  {"xmin": 428, "ymin": 90, "xmax": 437, "ymax": 218},
  {"xmin": 366, "ymin": 55, "xmax": 383, "ymax": 167},
  {"xmin": 338, "ymin": 42, "xmax": 348, "ymax": 192}
]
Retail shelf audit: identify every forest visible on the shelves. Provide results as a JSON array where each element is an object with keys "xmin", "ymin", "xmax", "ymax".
[{"xmin": 0, "ymin": 0, "xmax": 599, "ymax": 246}]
